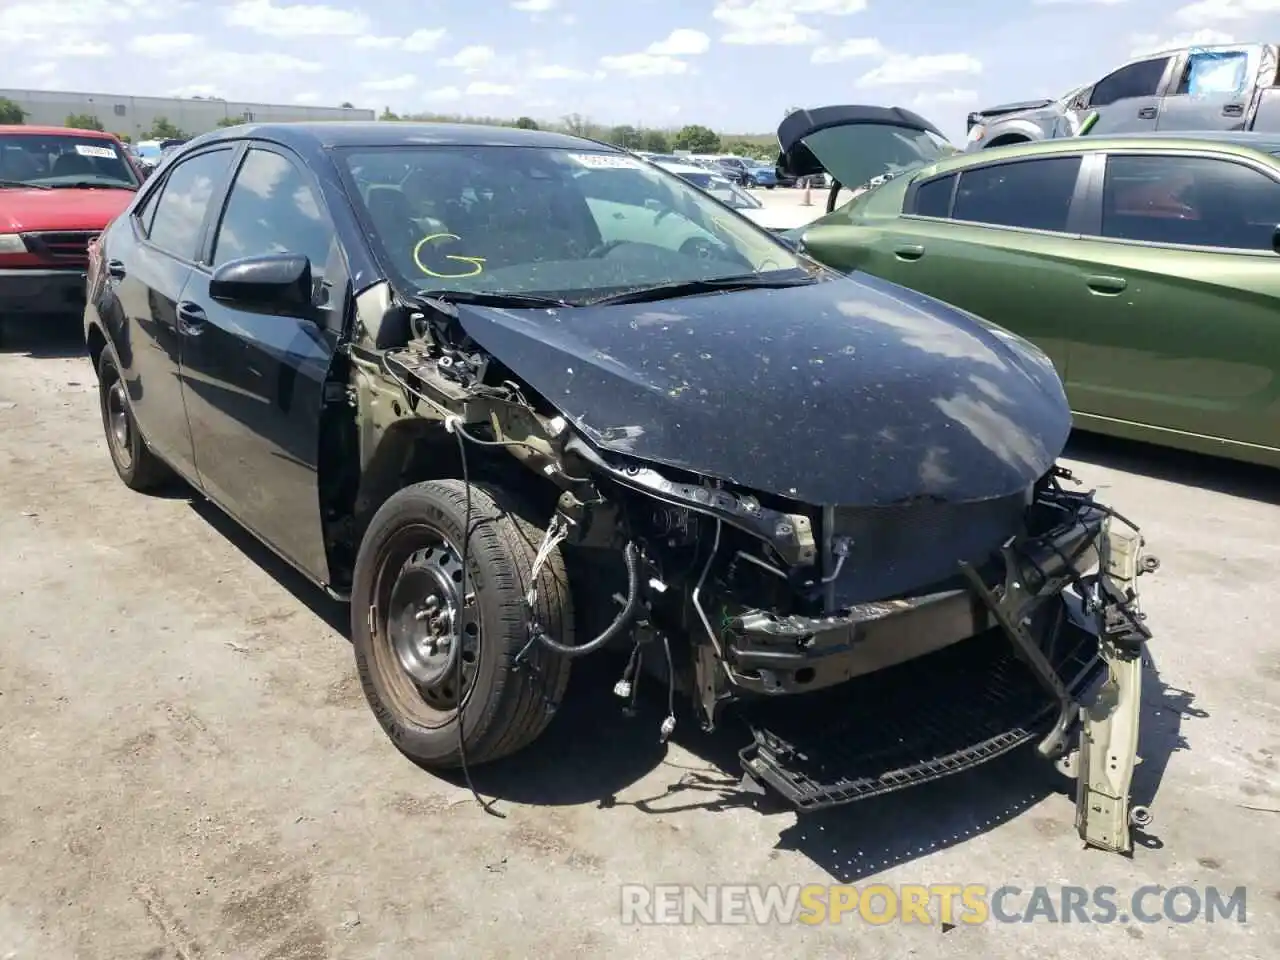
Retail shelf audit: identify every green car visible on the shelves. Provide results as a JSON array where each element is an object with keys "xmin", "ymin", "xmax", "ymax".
[{"xmin": 779, "ymin": 105, "xmax": 1280, "ymax": 468}]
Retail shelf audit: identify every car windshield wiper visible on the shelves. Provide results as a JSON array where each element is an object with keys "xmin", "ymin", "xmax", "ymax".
[
  {"xmin": 49, "ymin": 180, "xmax": 136, "ymax": 190},
  {"xmin": 587, "ymin": 273, "xmax": 818, "ymax": 306},
  {"xmin": 412, "ymin": 290, "xmax": 573, "ymax": 310},
  {"xmin": 0, "ymin": 179, "xmax": 51, "ymax": 189}
]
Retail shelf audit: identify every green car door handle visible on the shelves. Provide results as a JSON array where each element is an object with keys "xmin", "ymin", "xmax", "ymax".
[
  {"xmin": 1085, "ymin": 275, "xmax": 1127, "ymax": 295},
  {"xmin": 893, "ymin": 244, "xmax": 925, "ymax": 261}
]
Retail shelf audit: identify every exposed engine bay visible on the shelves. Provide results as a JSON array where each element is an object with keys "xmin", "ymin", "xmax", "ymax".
[{"xmin": 335, "ymin": 280, "xmax": 1159, "ymax": 855}]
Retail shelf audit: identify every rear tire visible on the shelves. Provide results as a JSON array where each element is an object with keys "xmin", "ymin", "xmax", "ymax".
[
  {"xmin": 96, "ymin": 346, "xmax": 175, "ymax": 492},
  {"xmin": 351, "ymin": 480, "xmax": 573, "ymax": 768}
]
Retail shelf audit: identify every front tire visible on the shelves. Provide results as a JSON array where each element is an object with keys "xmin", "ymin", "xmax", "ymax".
[
  {"xmin": 96, "ymin": 345, "xmax": 174, "ymax": 492},
  {"xmin": 351, "ymin": 480, "xmax": 573, "ymax": 768}
]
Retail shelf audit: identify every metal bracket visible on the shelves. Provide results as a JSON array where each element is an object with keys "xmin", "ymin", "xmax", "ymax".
[
  {"xmin": 959, "ymin": 546, "xmax": 1077, "ymax": 760},
  {"xmin": 1075, "ymin": 520, "xmax": 1152, "ymax": 855}
]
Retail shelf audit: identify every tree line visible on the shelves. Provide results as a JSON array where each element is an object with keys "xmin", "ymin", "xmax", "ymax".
[
  {"xmin": 0, "ymin": 95, "xmax": 780, "ymax": 160},
  {"xmin": 379, "ymin": 106, "xmax": 778, "ymax": 159}
]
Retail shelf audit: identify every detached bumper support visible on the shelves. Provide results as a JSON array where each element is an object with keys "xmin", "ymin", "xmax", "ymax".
[
  {"xmin": 1074, "ymin": 521, "xmax": 1153, "ymax": 855},
  {"xmin": 965, "ymin": 514, "xmax": 1154, "ymax": 855}
]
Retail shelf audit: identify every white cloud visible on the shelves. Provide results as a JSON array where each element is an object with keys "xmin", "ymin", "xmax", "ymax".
[
  {"xmin": 912, "ymin": 87, "xmax": 979, "ymax": 109},
  {"xmin": 647, "ymin": 29, "xmax": 711, "ymax": 56},
  {"xmin": 293, "ymin": 91, "xmax": 321, "ymax": 103},
  {"xmin": 1175, "ymin": 0, "xmax": 1280, "ymax": 25},
  {"xmin": 128, "ymin": 33, "xmax": 199, "ymax": 57},
  {"xmin": 362, "ymin": 74, "xmax": 418, "ymax": 91},
  {"xmin": 0, "ymin": 0, "xmax": 175, "ymax": 36},
  {"xmin": 223, "ymin": 0, "xmax": 369, "ymax": 36},
  {"xmin": 599, "ymin": 53, "xmax": 689, "ymax": 76},
  {"xmin": 1034, "ymin": 0, "xmax": 1127, "ymax": 4},
  {"xmin": 160, "ymin": 49, "xmax": 323, "ymax": 100},
  {"xmin": 600, "ymin": 27, "xmax": 713, "ymax": 77},
  {"xmin": 811, "ymin": 37, "xmax": 884, "ymax": 63},
  {"xmin": 52, "ymin": 39, "xmax": 110, "ymax": 57},
  {"xmin": 857, "ymin": 52, "xmax": 982, "ymax": 87},
  {"xmin": 438, "ymin": 45, "xmax": 496, "ymax": 72},
  {"xmin": 512, "ymin": 0, "xmax": 556, "ymax": 9},
  {"xmin": 404, "ymin": 28, "xmax": 448, "ymax": 52},
  {"xmin": 30, "ymin": 62, "xmax": 58, "ymax": 77},
  {"xmin": 712, "ymin": 0, "xmax": 867, "ymax": 46},
  {"xmin": 1129, "ymin": 28, "xmax": 1236, "ymax": 55},
  {"xmin": 467, "ymin": 82, "xmax": 516, "ymax": 95},
  {"xmin": 169, "ymin": 84, "xmax": 223, "ymax": 98},
  {"xmin": 425, "ymin": 86, "xmax": 462, "ymax": 101},
  {"xmin": 531, "ymin": 64, "xmax": 592, "ymax": 80}
]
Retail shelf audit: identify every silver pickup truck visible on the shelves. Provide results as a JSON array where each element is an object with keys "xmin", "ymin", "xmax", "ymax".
[{"xmin": 965, "ymin": 41, "xmax": 1280, "ymax": 150}]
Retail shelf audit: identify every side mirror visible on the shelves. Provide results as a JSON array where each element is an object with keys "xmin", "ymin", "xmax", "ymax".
[
  {"xmin": 1272, "ymin": 225, "xmax": 1280, "ymax": 256},
  {"xmin": 209, "ymin": 253, "xmax": 313, "ymax": 313},
  {"xmin": 644, "ymin": 198, "xmax": 663, "ymax": 212}
]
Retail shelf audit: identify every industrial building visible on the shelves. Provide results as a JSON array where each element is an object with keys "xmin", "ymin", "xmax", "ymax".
[{"xmin": 0, "ymin": 88, "xmax": 375, "ymax": 138}]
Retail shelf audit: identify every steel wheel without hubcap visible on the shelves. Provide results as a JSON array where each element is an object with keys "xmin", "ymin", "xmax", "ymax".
[
  {"xmin": 105, "ymin": 378, "xmax": 133, "ymax": 470},
  {"xmin": 374, "ymin": 527, "xmax": 481, "ymax": 726}
]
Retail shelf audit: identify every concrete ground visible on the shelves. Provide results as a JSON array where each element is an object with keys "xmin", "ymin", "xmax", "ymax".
[{"xmin": 1, "ymin": 272, "xmax": 1278, "ymax": 956}]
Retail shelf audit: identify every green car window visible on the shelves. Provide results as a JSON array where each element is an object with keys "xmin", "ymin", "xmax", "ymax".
[
  {"xmin": 1101, "ymin": 154, "xmax": 1280, "ymax": 251},
  {"xmin": 951, "ymin": 157, "xmax": 1082, "ymax": 233}
]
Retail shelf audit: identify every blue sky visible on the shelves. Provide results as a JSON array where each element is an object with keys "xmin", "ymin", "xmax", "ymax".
[{"xmin": 0, "ymin": 0, "xmax": 1278, "ymax": 140}]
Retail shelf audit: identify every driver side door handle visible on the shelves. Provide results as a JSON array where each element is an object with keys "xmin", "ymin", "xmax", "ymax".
[
  {"xmin": 893, "ymin": 243, "xmax": 925, "ymax": 261},
  {"xmin": 1137, "ymin": 106, "xmax": 1157, "ymax": 119},
  {"xmin": 176, "ymin": 300, "xmax": 207, "ymax": 335}
]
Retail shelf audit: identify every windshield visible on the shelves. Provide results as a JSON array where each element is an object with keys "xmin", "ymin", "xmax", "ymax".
[
  {"xmin": 801, "ymin": 123, "xmax": 952, "ymax": 193},
  {"xmin": 0, "ymin": 133, "xmax": 138, "ymax": 189},
  {"xmin": 341, "ymin": 145, "xmax": 804, "ymax": 303}
]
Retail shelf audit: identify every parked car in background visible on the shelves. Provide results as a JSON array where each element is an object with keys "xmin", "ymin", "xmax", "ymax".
[
  {"xmin": 966, "ymin": 41, "xmax": 1280, "ymax": 150},
  {"xmin": 783, "ymin": 104, "xmax": 1280, "ymax": 468},
  {"xmin": 81, "ymin": 120, "xmax": 1152, "ymax": 854},
  {"xmin": 746, "ymin": 163, "xmax": 778, "ymax": 188},
  {"xmin": 653, "ymin": 160, "xmax": 811, "ymax": 230},
  {"xmin": 713, "ymin": 156, "xmax": 754, "ymax": 185},
  {"xmin": 0, "ymin": 125, "xmax": 141, "ymax": 344}
]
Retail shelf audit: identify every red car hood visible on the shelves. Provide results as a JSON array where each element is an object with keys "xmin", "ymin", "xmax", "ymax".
[{"xmin": 0, "ymin": 187, "xmax": 135, "ymax": 232}]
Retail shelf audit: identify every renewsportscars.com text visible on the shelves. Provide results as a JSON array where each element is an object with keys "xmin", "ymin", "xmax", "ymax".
[{"xmin": 620, "ymin": 883, "xmax": 1249, "ymax": 926}]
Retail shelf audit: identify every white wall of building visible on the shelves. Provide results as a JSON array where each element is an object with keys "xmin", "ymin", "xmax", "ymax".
[{"xmin": 0, "ymin": 88, "xmax": 375, "ymax": 137}]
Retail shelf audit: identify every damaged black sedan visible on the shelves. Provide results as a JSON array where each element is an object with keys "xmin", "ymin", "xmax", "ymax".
[{"xmin": 84, "ymin": 121, "xmax": 1157, "ymax": 854}]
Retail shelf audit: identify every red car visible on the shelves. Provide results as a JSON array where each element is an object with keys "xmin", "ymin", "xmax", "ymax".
[{"xmin": 0, "ymin": 125, "xmax": 143, "ymax": 344}]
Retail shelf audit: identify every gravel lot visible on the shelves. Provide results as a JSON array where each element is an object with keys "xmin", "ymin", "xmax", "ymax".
[{"xmin": 1, "ymin": 199, "xmax": 1278, "ymax": 958}]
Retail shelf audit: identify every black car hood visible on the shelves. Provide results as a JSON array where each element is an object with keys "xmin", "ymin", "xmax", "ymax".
[{"xmin": 454, "ymin": 273, "xmax": 1072, "ymax": 507}]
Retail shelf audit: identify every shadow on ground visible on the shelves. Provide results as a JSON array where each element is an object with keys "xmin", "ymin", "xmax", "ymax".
[
  {"xmin": 1065, "ymin": 431, "xmax": 1278, "ymax": 505},
  {"xmin": 0, "ymin": 313, "xmax": 86, "ymax": 360}
]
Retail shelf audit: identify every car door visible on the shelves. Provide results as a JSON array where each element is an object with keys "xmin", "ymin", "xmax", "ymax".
[
  {"xmin": 177, "ymin": 144, "xmax": 347, "ymax": 582},
  {"xmin": 1081, "ymin": 54, "xmax": 1177, "ymax": 135},
  {"xmin": 853, "ymin": 155, "xmax": 1093, "ymax": 382},
  {"xmin": 110, "ymin": 146, "xmax": 239, "ymax": 478},
  {"xmin": 1155, "ymin": 46, "xmax": 1258, "ymax": 132},
  {"xmin": 1062, "ymin": 149, "xmax": 1280, "ymax": 454}
]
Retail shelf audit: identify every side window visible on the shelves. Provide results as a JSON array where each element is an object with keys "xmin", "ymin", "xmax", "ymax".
[
  {"xmin": 211, "ymin": 148, "xmax": 335, "ymax": 280},
  {"xmin": 909, "ymin": 173, "xmax": 955, "ymax": 217},
  {"xmin": 133, "ymin": 183, "xmax": 162, "ymax": 236},
  {"xmin": 147, "ymin": 149, "xmax": 235, "ymax": 260},
  {"xmin": 1100, "ymin": 154, "xmax": 1280, "ymax": 250},
  {"xmin": 952, "ymin": 157, "xmax": 1082, "ymax": 232},
  {"xmin": 1089, "ymin": 57, "xmax": 1170, "ymax": 107}
]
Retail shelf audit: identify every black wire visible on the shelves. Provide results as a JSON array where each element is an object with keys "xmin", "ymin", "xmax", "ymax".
[{"xmin": 452, "ymin": 425, "xmax": 505, "ymax": 819}]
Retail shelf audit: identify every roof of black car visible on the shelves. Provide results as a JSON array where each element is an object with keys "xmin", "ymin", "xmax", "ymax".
[{"xmin": 193, "ymin": 121, "xmax": 609, "ymax": 152}]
